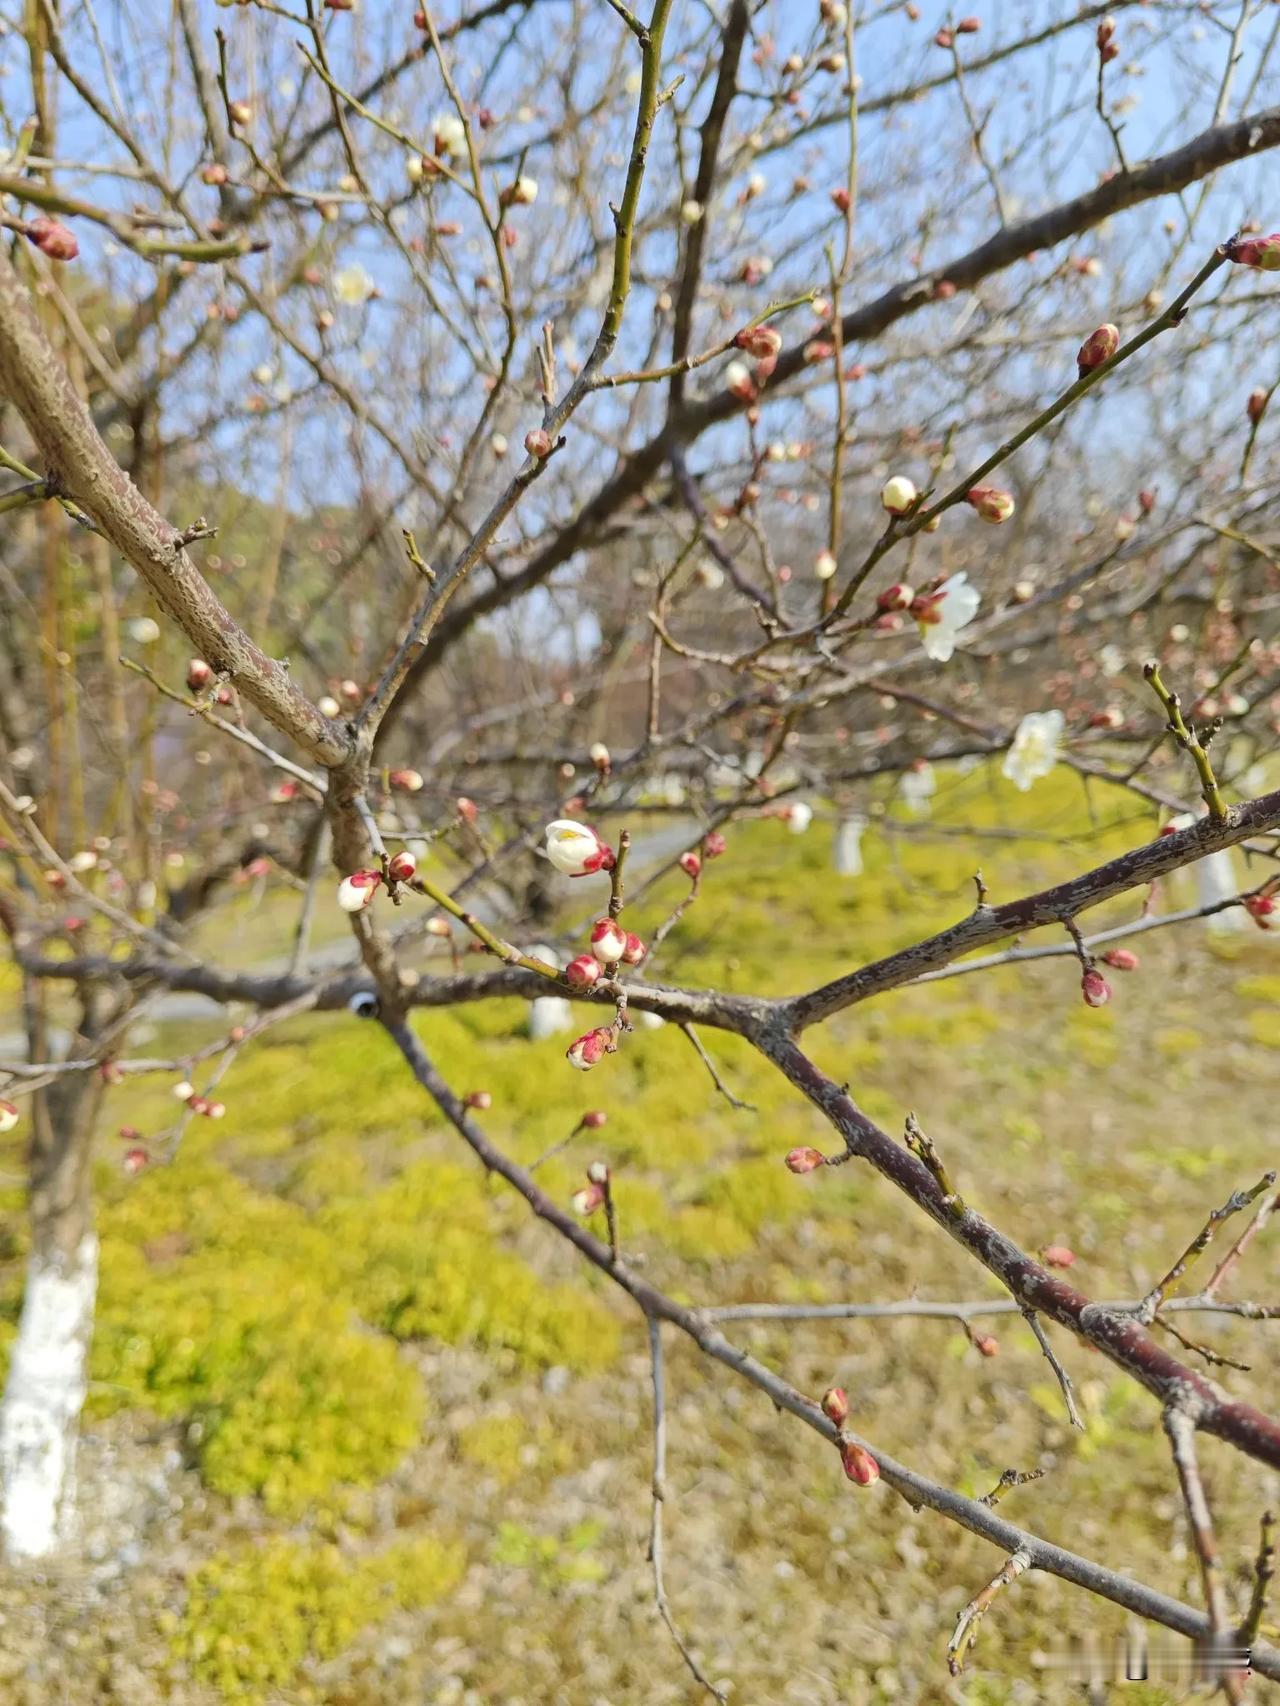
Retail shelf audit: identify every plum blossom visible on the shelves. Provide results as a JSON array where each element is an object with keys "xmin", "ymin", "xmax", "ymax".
[
  {"xmin": 544, "ymin": 820, "xmax": 614, "ymax": 877},
  {"xmin": 333, "ymin": 263, "xmax": 376, "ymax": 305},
  {"xmin": 786, "ymin": 801, "xmax": 813, "ymax": 834},
  {"xmin": 1002, "ymin": 710, "xmax": 1065, "ymax": 792},
  {"xmin": 914, "ymin": 572, "xmax": 980, "ymax": 662}
]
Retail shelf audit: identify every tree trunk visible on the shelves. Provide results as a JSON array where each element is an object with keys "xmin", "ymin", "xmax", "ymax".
[{"xmin": 0, "ymin": 1000, "xmax": 103, "ymax": 1561}]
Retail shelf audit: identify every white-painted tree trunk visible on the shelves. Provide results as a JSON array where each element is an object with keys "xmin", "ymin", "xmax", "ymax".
[
  {"xmin": 833, "ymin": 815, "xmax": 867, "ymax": 877},
  {"xmin": 1194, "ymin": 848, "xmax": 1247, "ymax": 934},
  {"xmin": 0, "ymin": 1232, "xmax": 97, "ymax": 1559}
]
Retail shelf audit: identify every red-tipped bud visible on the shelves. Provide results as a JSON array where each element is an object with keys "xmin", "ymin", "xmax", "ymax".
[
  {"xmin": 188, "ymin": 1096, "xmax": 210, "ymax": 1116},
  {"xmin": 1081, "ymin": 967, "xmax": 1112, "ymax": 1007},
  {"xmin": 1244, "ymin": 893, "xmax": 1276, "ymax": 929},
  {"xmin": 1088, "ymin": 707, "xmax": 1123, "ymax": 730},
  {"xmin": 703, "ymin": 831, "xmax": 727, "ymax": 858},
  {"xmin": 589, "ymin": 741, "xmax": 611, "ymax": 771},
  {"xmin": 571, "ymin": 1181, "xmax": 606, "ymax": 1215},
  {"xmin": 26, "ymin": 215, "xmax": 78, "ymax": 261},
  {"xmin": 464, "ymin": 1090, "xmax": 492, "ymax": 1111},
  {"xmin": 679, "ymin": 850, "xmax": 702, "ymax": 879},
  {"xmin": 567, "ymin": 1027, "xmax": 613, "ymax": 1071},
  {"xmin": 821, "ymin": 1386, "xmax": 849, "ymax": 1425},
  {"xmin": 876, "ymin": 583, "xmax": 914, "ymax": 613},
  {"xmin": 186, "ymin": 658, "xmax": 213, "ymax": 692},
  {"xmin": 974, "ymin": 1333, "xmax": 1000, "ymax": 1358},
  {"xmin": 966, "ymin": 485, "xmax": 1015, "ymax": 524},
  {"xmin": 934, "ymin": 27, "xmax": 953, "ymax": 47},
  {"xmin": 725, "ymin": 360, "xmax": 758, "ymax": 404},
  {"xmin": 785, "ymin": 1146, "xmax": 826, "ymax": 1174},
  {"xmin": 1042, "ymin": 1245, "xmax": 1077, "ymax": 1268},
  {"xmin": 734, "ymin": 324, "xmax": 783, "ymax": 360},
  {"xmin": 1138, "ymin": 487, "xmax": 1156, "ymax": 513},
  {"xmin": 456, "ymin": 796, "xmax": 478, "ymax": 823},
  {"xmin": 956, "ymin": 14, "xmax": 980, "ymax": 30},
  {"xmin": 123, "ymin": 1146, "xmax": 149, "ymax": 1176},
  {"xmin": 586, "ymin": 1159, "xmax": 609, "ymax": 1185},
  {"xmin": 1248, "ymin": 386, "xmax": 1268, "ymax": 426},
  {"xmin": 831, "ymin": 188, "xmax": 851, "ymax": 213},
  {"xmin": 1100, "ymin": 37, "xmax": 1119, "ymax": 62},
  {"xmin": 1096, "ymin": 15, "xmax": 1116, "ymax": 49},
  {"xmin": 1076, "ymin": 322, "xmax": 1119, "ymax": 377},
  {"xmin": 590, "ymin": 917, "xmax": 628, "ymax": 964},
  {"xmin": 582, "ymin": 1109, "xmax": 607, "ymax": 1129},
  {"xmin": 525, "ymin": 427, "xmax": 553, "ymax": 459},
  {"xmin": 337, "ymin": 869, "xmax": 382, "ymax": 912},
  {"xmin": 1101, "ymin": 947, "xmax": 1138, "ymax": 971},
  {"xmin": 0, "ymin": 1100, "xmax": 18, "ymax": 1134},
  {"xmin": 621, "ymin": 932, "xmax": 647, "ymax": 966},
  {"xmin": 387, "ymin": 851, "xmax": 417, "ymax": 883},
  {"xmin": 839, "ymin": 1441, "xmax": 880, "ymax": 1484},
  {"xmin": 565, "ymin": 954, "xmax": 603, "ymax": 989},
  {"xmin": 271, "ymin": 780, "xmax": 299, "ymax": 804},
  {"xmin": 880, "ymin": 474, "xmax": 918, "ymax": 515},
  {"xmin": 1227, "ymin": 233, "xmax": 1280, "ymax": 272},
  {"xmin": 389, "ymin": 768, "xmax": 424, "ymax": 792}
]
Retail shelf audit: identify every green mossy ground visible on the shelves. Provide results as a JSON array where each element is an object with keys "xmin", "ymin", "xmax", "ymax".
[{"xmin": 1, "ymin": 762, "xmax": 1277, "ymax": 1703}]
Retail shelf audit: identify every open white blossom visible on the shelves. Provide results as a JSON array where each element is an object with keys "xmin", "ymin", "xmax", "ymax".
[
  {"xmin": 1002, "ymin": 710, "xmax": 1065, "ymax": 792},
  {"xmin": 786, "ymin": 801, "xmax": 814, "ymax": 834},
  {"xmin": 917, "ymin": 572, "xmax": 980, "ymax": 662},
  {"xmin": 432, "ymin": 114, "xmax": 466, "ymax": 157},
  {"xmin": 333, "ymin": 264, "xmax": 375, "ymax": 306}
]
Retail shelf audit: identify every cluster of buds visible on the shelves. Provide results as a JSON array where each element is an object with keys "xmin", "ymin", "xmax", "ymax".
[
  {"xmin": 1076, "ymin": 322, "xmax": 1119, "ymax": 378},
  {"xmin": 966, "ymin": 485, "xmax": 1015, "ymax": 524},
  {"xmin": 172, "ymin": 1080, "xmax": 225, "ymax": 1118},
  {"xmin": 571, "ymin": 1159, "xmax": 610, "ymax": 1216},
  {"xmin": 544, "ymin": 820, "xmax": 615, "ymax": 878},
  {"xmin": 566, "ymin": 1027, "xmax": 615, "ymax": 1072},
  {"xmin": 733, "ymin": 322, "xmax": 783, "ymax": 381}
]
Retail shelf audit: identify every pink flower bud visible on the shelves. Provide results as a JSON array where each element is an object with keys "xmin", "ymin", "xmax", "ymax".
[
  {"xmin": 1248, "ymin": 386, "xmax": 1268, "ymax": 425},
  {"xmin": 804, "ymin": 339, "xmax": 835, "ymax": 364},
  {"xmin": 679, "ymin": 850, "xmax": 701, "ymax": 879},
  {"xmin": 956, "ymin": 15, "xmax": 980, "ymax": 30},
  {"xmin": 621, "ymin": 932, "xmax": 647, "ymax": 966},
  {"xmin": 934, "ymin": 27, "xmax": 953, "ymax": 47},
  {"xmin": 821, "ymin": 1386, "xmax": 849, "ymax": 1425},
  {"xmin": 1042, "ymin": 1245, "xmax": 1077, "ymax": 1268},
  {"xmin": 188, "ymin": 1096, "xmax": 210, "ymax": 1116},
  {"xmin": 271, "ymin": 779, "xmax": 299, "ymax": 804},
  {"xmin": 186, "ymin": 658, "xmax": 212, "ymax": 692},
  {"xmin": 974, "ymin": 1333, "xmax": 1000, "ymax": 1358},
  {"xmin": 122, "ymin": 1146, "xmax": 149, "ymax": 1176},
  {"xmin": 1076, "ymin": 323, "xmax": 1119, "ymax": 377},
  {"xmin": 1096, "ymin": 15, "xmax": 1116, "ymax": 48},
  {"xmin": 571, "ymin": 1182, "xmax": 606, "ymax": 1215},
  {"xmin": 1081, "ymin": 967, "xmax": 1112, "ymax": 1007},
  {"xmin": 1227, "ymin": 233, "xmax": 1280, "ymax": 272},
  {"xmin": 932, "ymin": 279, "xmax": 956, "ymax": 300},
  {"xmin": 26, "ymin": 215, "xmax": 79, "ymax": 261},
  {"xmin": 1244, "ymin": 893, "xmax": 1276, "ymax": 929},
  {"xmin": 877, "ymin": 583, "xmax": 914, "ymax": 612},
  {"xmin": 725, "ymin": 360, "xmax": 758, "ymax": 404},
  {"xmin": 734, "ymin": 324, "xmax": 782, "ymax": 360},
  {"xmin": 566, "ymin": 1027, "xmax": 613, "ymax": 1071},
  {"xmin": 703, "ymin": 831, "xmax": 727, "ymax": 858},
  {"xmin": 966, "ymin": 485, "xmax": 1015, "ymax": 524},
  {"xmin": 227, "ymin": 100, "xmax": 253, "ymax": 127},
  {"xmin": 457, "ymin": 796, "xmax": 478, "ymax": 823},
  {"xmin": 839, "ymin": 1441, "xmax": 880, "ymax": 1484},
  {"xmin": 565, "ymin": 954, "xmax": 602, "ymax": 989},
  {"xmin": 1099, "ymin": 37, "xmax": 1118, "ymax": 62},
  {"xmin": 831, "ymin": 188, "xmax": 851, "ymax": 213},
  {"xmin": 388, "ymin": 768, "xmax": 423, "ymax": 792},
  {"xmin": 785, "ymin": 1146, "xmax": 826, "ymax": 1174},
  {"xmin": 340, "ymin": 678, "xmax": 363, "ymax": 702},
  {"xmin": 387, "ymin": 851, "xmax": 417, "ymax": 882},
  {"xmin": 525, "ymin": 427, "xmax": 552, "ymax": 458},
  {"xmin": 0, "ymin": 1100, "xmax": 18, "ymax": 1134},
  {"xmin": 1138, "ymin": 487, "xmax": 1156, "ymax": 513},
  {"xmin": 464, "ymin": 1090, "xmax": 492, "ymax": 1110},
  {"xmin": 582, "ymin": 1110, "xmax": 607, "ymax": 1129},
  {"xmin": 590, "ymin": 917, "xmax": 628, "ymax": 964},
  {"xmin": 1101, "ymin": 947, "xmax": 1138, "ymax": 971},
  {"xmin": 337, "ymin": 869, "xmax": 382, "ymax": 912}
]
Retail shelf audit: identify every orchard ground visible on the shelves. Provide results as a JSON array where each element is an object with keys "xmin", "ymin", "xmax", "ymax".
[{"xmin": 1, "ymin": 764, "xmax": 1278, "ymax": 1706}]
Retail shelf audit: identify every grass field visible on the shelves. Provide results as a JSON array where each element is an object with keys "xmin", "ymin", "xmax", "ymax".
[{"xmin": 1, "ymin": 762, "xmax": 1278, "ymax": 1704}]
